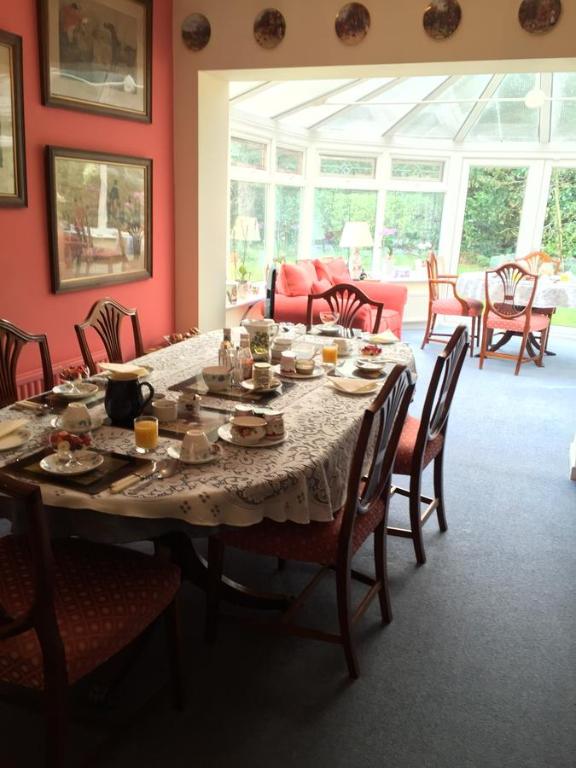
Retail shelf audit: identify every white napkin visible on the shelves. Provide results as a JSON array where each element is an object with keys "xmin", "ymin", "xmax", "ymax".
[
  {"xmin": 98, "ymin": 362, "xmax": 149, "ymax": 379},
  {"xmin": 365, "ymin": 330, "xmax": 399, "ymax": 344},
  {"xmin": 0, "ymin": 419, "xmax": 28, "ymax": 440},
  {"xmin": 328, "ymin": 378, "xmax": 378, "ymax": 395}
]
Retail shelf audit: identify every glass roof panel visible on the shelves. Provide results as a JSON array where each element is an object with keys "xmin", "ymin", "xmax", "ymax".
[
  {"xmin": 551, "ymin": 73, "xmax": 576, "ymax": 142},
  {"xmin": 235, "ymin": 79, "xmax": 353, "ymax": 118},
  {"xmin": 229, "ymin": 81, "xmax": 266, "ymax": 99},
  {"xmin": 468, "ymin": 73, "xmax": 538, "ymax": 142},
  {"xmin": 397, "ymin": 74, "xmax": 492, "ymax": 139}
]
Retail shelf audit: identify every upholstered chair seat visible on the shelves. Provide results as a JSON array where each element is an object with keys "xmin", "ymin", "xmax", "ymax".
[
  {"xmin": 431, "ymin": 297, "xmax": 483, "ymax": 316},
  {"xmin": 394, "ymin": 415, "xmax": 445, "ymax": 475},
  {"xmin": 485, "ymin": 311, "xmax": 549, "ymax": 333}
]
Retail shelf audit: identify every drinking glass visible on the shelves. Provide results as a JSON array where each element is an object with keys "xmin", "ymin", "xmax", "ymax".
[
  {"xmin": 322, "ymin": 344, "xmax": 338, "ymax": 366},
  {"xmin": 134, "ymin": 415, "xmax": 159, "ymax": 454}
]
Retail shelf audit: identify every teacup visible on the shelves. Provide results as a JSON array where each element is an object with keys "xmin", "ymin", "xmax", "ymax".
[
  {"xmin": 180, "ymin": 428, "xmax": 211, "ymax": 462},
  {"xmin": 61, "ymin": 402, "xmax": 91, "ymax": 431},
  {"xmin": 152, "ymin": 399, "xmax": 178, "ymax": 422},
  {"xmin": 280, "ymin": 351, "xmax": 297, "ymax": 374},
  {"xmin": 178, "ymin": 391, "xmax": 201, "ymax": 419},
  {"xmin": 230, "ymin": 416, "xmax": 267, "ymax": 445},
  {"xmin": 203, "ymin": 366, "xmax": 232, "ymax": 392},
  {"xmin": 262, "ymin": 410, "xmax": 284, "ymax": 438},
  {"xmin": 334, "ymin": 338, "xmax": 353, "ymax": 355},
  {"xmin": 295, "ymin": 358, "xmax": 315, "ymax": 376},
  {"xmin": 271, "ymin": 338, "xmax": 292, "ymax": 364}
]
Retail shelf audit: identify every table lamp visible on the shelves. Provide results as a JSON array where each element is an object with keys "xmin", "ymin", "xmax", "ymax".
[{"xmin": 339, "ymin": 221, "xmax": 373, "ymax": 279}]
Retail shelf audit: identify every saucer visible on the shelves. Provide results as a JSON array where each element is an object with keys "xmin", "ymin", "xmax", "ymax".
[
  {"xmin": 51, "ymin": 414, "xmax": 104, "ymax": 433},
  {"xmin": 217, "ymin": 423, "xmax": 286, "ymax": 448},
  {"xmin": 168, "ymin": 443, "xmax": 222, "ymax": 465},
  {"xmin": 40, "ymin": 450, "xmax": 104, "ymax": 475},
  {"xmin": 0, "ymin": 428, "xmax": 31, "ymax": 451},
  {"xmin": 240, "ymin": 377, "xmax": 282, "ymax": 394},
  {"xmin": 275, "ymin": 365, "xmax": 324, "ymax": 380},
  {"xmin": 315, "ymin": 324, "xmax": 342, "ymax": 337},
  {"xmin": 52, "ymin": 382, "xmax": 100, "ymax": 400}
]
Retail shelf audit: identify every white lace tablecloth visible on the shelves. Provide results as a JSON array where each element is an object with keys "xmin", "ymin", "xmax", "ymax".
[
  {"xmin": 456, "ymin": 271, "xmax": 576, "ymax": 308},
  {"xmin": 0, "ymin": 331, "xmax": 416, "ymax": 535}
]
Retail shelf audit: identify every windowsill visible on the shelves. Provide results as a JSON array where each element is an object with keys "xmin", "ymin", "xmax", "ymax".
[
  {"xmin": 226, "ymin": 291, "xmax": 266, "ymax": 311},
  {"xmin": 368, "ymin": 274, "xmax": 428, "ymax": 283}
]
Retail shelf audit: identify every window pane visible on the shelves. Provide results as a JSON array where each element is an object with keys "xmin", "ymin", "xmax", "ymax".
[
  {"xmin": 276, "ymin": 147, "xmax": 303, "ymax": 174},
  {"xmin": 319, "ymin": 155, "xmax": 376, "ymax": 178},
  {"xmin": 459, "ymin": 166, "xmax": 528, "ymax": 271},
  {"xmin": 312, "ymin": 189, "xmax": 377, "ymax": 270},
  {"xmin": 468, "ymin": 74, "xmax": 538, "ymax": 142},
  {"xmin": 391, "ymin": 159, "xmax": 445, "ymax": 181},
  {"xmin": 541, "ymin": 168, "xmax": 576, "ymax": 276},
  {"xmin": 381, "ymin": 192, "xmax": 444, "ymax": 272},
  {"xmin": 551, "ymin": 73, "xmax": 576, "ymax": 143},
  {"xmin": 229, "ymin": 181, "xmax": 267, "ymax": 282},
  {"xmin": 231, "ymin": 138, "xmax": 267, "ymax": 170},
  {"xmin": 275, "ymin": 186, "xmax": 302, "ymax": 262}
]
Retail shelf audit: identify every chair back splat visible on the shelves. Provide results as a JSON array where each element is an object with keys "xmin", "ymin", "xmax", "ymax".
[
  {"xmin": 0, "ymin": 319, "xmax": 54, "ymax": 407},
  {"xmin": 306, "ymin": 283, "xmax": 383, "ymax": 335},
  {"xmin": 75, "ymin": 298, "xmax": 145, "ymax": 375},
  {"xmin": 485, "ymin": 262, "xmax": 538, "ymax": 320}
]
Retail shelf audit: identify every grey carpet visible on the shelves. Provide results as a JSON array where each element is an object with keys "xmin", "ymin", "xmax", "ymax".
[{"xmin": 2, "ymin": 326, "xmax": 575, "ymax": 767}]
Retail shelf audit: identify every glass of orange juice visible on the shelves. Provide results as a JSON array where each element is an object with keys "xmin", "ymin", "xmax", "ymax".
[
  {"xmin": 322, "ymin": 344, "xmax": 338, "ymax": 366},
  {"xmin": 134, "ymin": 415, "xmax": 158, "ymax": 454}
]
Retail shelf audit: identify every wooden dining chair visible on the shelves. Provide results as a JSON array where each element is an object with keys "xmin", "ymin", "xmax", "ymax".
[
  {"xmin": 0, "ymin": 473, "xmax": 184, "ymax": 768},
  {"xmin": 0, "ymin": 319, "xmax": 54, "ymax": 407},
  {"xmin": 421, "ymin": 252, "xmax": 482, "ymax": 357},
  {"xmin": 389, "ymin": 325, "xmax": 469, "ymax": 565},
  {"xmin": 479, "ymin": 263, "xmax": 551, "ymax": 375},
  {"xmin": 306, "ymin": 282, "xmax": 384, "ymax": 335},
  {"xmin": 516, "ymin": 250, "xmax": 561, "ymax": 276},
  {"xmin": 74, "ymin": 298, "xmax": 145, "ymax": 375},
  {"xmin": 206, "ymin": 365, "xmax": 415, "ymax": 679}
]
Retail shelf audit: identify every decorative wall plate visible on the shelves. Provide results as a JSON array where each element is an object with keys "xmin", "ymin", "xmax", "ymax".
[
  {"xmin": 518, "ymin": 0, "xmax": 562, "ymax": 33},
  {"xmin": 254, "ymin": 9, "xmax": 286, "ymax": 49},
  {"xmin": 335, "ymin": 3, "xmax": 371, "ymax": 45},
  {"xmin": 423, "ymin": 0, "xmax": 462, "ymax": 40},
  {"xmin": 182, "ymin": 13, "xmax": 211, "ymax": 51}
]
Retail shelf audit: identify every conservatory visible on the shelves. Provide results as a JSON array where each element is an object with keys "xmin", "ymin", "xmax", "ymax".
[{"xmin": 226, "ymin": 71, "xmax": 576, "ymax": 327}]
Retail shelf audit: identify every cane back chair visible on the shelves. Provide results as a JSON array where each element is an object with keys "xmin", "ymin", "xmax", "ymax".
[
  {"xmin": 306, "ymin": 283, "xmax": 384, "ymax": 336},
  {"xmin": 0, "ymin": 473, "xmax": 184, "ymax": 768},
  {"xmin": 74, "ymin": 298, "xmax": 145, "ymax": 375},
  {"xmin": 389, "ymin": 325, "xmax": 469, "ymax": 565},
  {"xmin": 207, "ymin": 365, "xmax": 415, "ymax": 679},
  {"xmin": 0, "ymin": 319, "xmax": 54, "ymax": 408},
  {"xmin": 421, "ymin": 252, "xmax": 482, "ymax": 356},
  {"xmin": 479, "ymin": 263, "xmax": 551, "ymax": 375}
]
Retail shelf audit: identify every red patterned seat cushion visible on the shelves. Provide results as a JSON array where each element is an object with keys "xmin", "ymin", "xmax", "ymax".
[
  {"xmin": 0, "ymin": 538, "xmax": 180, "ymax": 689},
  {"xmin": 221, "ymin": 497, "xmax": 386, "ymax": 566},
  {"xmin": 432, "ymin": 297, "xmax": 483, "ymax": 316},
  {"xmin": 485, "ymin": 311, "xmax": 549, "ymax": 332},
  {"xmin": 394, "ymin": 415, "xmax": 444, "ymax": 475}
]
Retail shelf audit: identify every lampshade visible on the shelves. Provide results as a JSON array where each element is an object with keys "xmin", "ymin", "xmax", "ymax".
[
  {"xmin": 524, "ymin": 88, "xmax": 546, "ymax": 110},
  {"xmin": 339, "ymin": 221, "xmax": 373, "ymax": 249},
  {"xmin": 232, "ymin": 215, "xmax": 261, "ymax": 242}
]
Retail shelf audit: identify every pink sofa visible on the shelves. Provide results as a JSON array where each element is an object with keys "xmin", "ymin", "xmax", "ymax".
[{"xmin": 273, "ymin": 259, "xmax": 408, "ymax": 338}]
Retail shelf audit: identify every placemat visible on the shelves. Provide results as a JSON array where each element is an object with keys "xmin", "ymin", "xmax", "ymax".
[
  {"xmin": 168, "ymin": 374, "xmax": 294, "ymax": 404},
  {"xmin": 3, "ymin": 448, "xmax": 152, "ymax": 495}
]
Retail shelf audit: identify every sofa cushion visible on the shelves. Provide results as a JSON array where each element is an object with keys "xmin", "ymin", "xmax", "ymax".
[
  {"xmin": 314, "ymin": 258, "xmax": 351, "ymax": 285},
  {"xmin": 281, "ymin": 262, "xmax": 318, "ymax": 297},
  {"xmin": 311, "ymin": 278, "xmax": 332, "ymax": 294}
]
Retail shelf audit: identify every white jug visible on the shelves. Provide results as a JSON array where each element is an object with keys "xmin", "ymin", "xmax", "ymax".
[{"xmin": 241, "ymin": 319, "xmax": 279, "ymax": 361}]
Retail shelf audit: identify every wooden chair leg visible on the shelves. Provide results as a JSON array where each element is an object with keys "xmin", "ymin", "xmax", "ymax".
[
  {"xmin": 44, "ymin": 670, "xmax": 68, "ymax": 768},
  {"xmin": 373, "ymin": 521, "xmax": 392, "ymax": 624},
  {"xmin": 433, "ymin": 449, "xmax": 448, "ymax": 532},
  {"xmin": 336, "ymin": 560, "xmax": 360, "ymax": 679},
  {"xmin": 164, "ymin": 596, "xmax": 186, "ymax": 710},
  {"xmin": 515, "ymin": 332, "xmax": 529, "ymax": 375},
  {"xmin": 479, "ymin": 322, "xmax": 488, "ymax": 369},
  {"xmin": 421, "ymin": 307, "xmax": 433, "ymax": 349},
  {"xmin": 409, "ymin": 473, "xmax": 426, "ymax": 565},
  {"xmin": 206, "ymin": 536, "xmax": 224, "ymax": 643},
  {"xmin": 469, "ymin": 316, "xmax": 476, "ymax": 357}
]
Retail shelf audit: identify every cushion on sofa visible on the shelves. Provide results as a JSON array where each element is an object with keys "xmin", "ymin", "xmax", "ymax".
[
  {"xmin": 314, "ymin": 258, "xmax": 351, "ymax": 285},
  {"xmin": 280, "ymin": 262, "xmax": 318, "ymax": 297},
  {"xmin": 311, "ymin": 278, "xmax": 332, "ymax": 294}
]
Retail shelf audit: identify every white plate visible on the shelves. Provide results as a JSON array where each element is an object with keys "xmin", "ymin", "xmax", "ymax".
[
  {"xmin": 274, "ymin": 365, "xmax": 325, "ymax": 380},
  {"xmin": 355, "ymin": 358, "xmax": 387, "ymax": 372},
  {"xmin": 50, "ymin": 414, "xmax": 104, "ymax": 433},
  {"xmin": 240, "ymin": 378, "xmax": 282, "ymax": 394},
  {"xmin": 167, "ymin": 444, "xmax": 222, "ymax": 465},
  {"xmin": 315, "ymin": 325, "xmax": 342, "ymax": 336},
  {"xmin": 40, "ymin": 450, "xmax": 104, "ymax": 476},
  {"xmin": 52, "ymin": 383, "xmax": 100, "ymax": 400},
  {"xmin": 0, "ymin": 428, "xmax": 31, "ymax": 451},
  {"xmin": 217, "ymin": 423, "xmax": 286, "ymax": 448},
  {"xmin": 327, "ymin": 379, "xmax": 379, "ymax": 396}
]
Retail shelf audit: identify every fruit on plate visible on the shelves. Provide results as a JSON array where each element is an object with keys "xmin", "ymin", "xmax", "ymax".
[
  {"xmin": 59, "ymin": 364, "xmax": 88, "ymax": 381},
  {"xmin": 359, "ymin": 344, "xmax": 382, "ymax": 357},
  {"xmin": 49, "ymin": 430, "xmax": 92, "ymax": 451}
]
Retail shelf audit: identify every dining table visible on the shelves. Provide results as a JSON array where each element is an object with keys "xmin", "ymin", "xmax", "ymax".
[{"xmin": 0, "ymin": 328, "xmax": 417, "ymax": 608}]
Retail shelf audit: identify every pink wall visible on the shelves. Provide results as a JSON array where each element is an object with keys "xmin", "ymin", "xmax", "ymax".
[{"xmin": 0, "ymin": 0, "xmax": 174, "ymax": 376}]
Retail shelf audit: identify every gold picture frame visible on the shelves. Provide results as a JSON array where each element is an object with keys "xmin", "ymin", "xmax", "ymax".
[{"xmin": 0, "ymin": 29, "xmax": 27, "ymax": 207}]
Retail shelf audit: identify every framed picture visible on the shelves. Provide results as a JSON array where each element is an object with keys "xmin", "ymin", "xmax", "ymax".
[
  {"xmin": 38, "ymin": 0, "xmax": 152, "ymax": 122},
  {"xmin": 0, "ymin": 29, "xmax": 27, "ymax": 207},
  {"xmin": 46, "ymin": 146, "xmax": 152, "ymax": 293}
]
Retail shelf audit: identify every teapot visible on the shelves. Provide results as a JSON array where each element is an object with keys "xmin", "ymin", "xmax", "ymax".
[
  {"xmin": 104, "ymin": 373, "xmax": 154, "ymax": 427},
  {"xmin": 241, "ymin": 318, "xmax": 279, "ymax": 362}
]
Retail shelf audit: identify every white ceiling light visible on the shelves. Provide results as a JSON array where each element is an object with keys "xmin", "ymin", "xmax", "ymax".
[{"xmin": 524, "ymin": 88, "xmax": 547, "ymax": 109}]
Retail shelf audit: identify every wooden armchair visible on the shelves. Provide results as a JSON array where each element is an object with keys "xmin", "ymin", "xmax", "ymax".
[
  {"xmin": 306, "ymin": 283, "xmax": 383, "ymax": 336},
  {"xmin": 517, "ymin": 250, "xmax": 561, "ymax": 276},
  {"xmin": 0, "ymin": 319, "xmax": 54, "ymax": 407},
  {"xmin": 74, "ymin": 298, "xmax": 145, "ymax": 375},
  {"xmin": 421, "ymin": 252, "xmax": 482, "ymax": 356}
]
